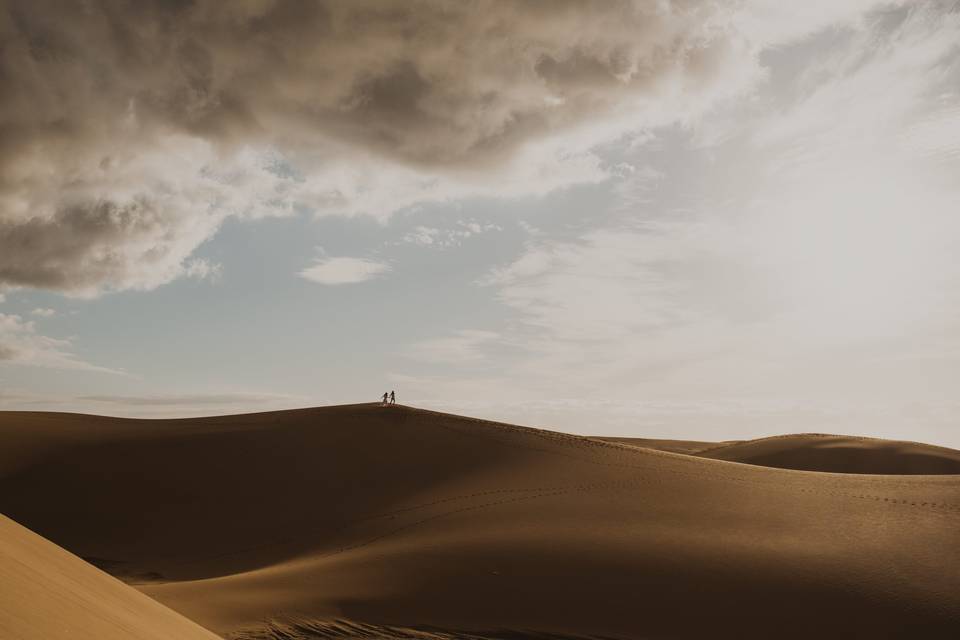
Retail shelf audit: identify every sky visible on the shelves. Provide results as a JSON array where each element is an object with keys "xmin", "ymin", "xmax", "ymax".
[{"xmin": 3, "ymin": 1, "xmax": 960, "ymax": 447}]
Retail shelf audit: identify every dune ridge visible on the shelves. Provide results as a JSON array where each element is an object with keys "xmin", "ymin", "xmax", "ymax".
[{"xmin": 2, "ymin": 405, "xmax": 959, "ymax": 638}]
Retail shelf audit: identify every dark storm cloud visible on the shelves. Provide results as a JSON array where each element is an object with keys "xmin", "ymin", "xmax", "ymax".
[
  {"xmin": 0, "ymin": 0, "xmax": 804, "ymax": 294},
  {"xmin": 0, "ymin": 198, "xmax": 216, "ymax": 293},
  {"xmin": 1, "ymin": 0, "xmax": 736, "ymax": 164}
]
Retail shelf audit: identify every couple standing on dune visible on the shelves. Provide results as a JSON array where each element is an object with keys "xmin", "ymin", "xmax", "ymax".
[{"xmin": 381, "ymin": 390, "xmax": 396, "ymax": 406}]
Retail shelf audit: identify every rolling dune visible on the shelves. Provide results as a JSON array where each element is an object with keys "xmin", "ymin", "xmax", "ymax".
[
  {"xmin": 1, "ymin": 405, "xmax": 959, "ymax": 638},
  {"xmin": 696, "ymin": 433, "xmax": 960, "ymax": 474}
]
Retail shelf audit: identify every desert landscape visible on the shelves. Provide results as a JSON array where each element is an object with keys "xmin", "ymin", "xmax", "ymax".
[
  {"xmin": 5, "ymin": 2, "xmax": 960, "ymax": 638},
  {"xmin": 2, "ymin": 404, "xmax": 959, "ymax": 638}
]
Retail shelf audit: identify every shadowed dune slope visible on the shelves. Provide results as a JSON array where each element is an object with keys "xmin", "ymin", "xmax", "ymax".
[
  {"xmin": 1, "ymin": 405, "xmax": 959, "ymax": 639},
  {"xmin": 698, "ymin": 434, "xmax": 960, "ymax": 474},
  {"xmin": 0, "ymin": 514, "xmax": 221, "ymax": 640}
]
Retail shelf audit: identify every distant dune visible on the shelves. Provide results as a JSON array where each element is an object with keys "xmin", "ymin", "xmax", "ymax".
[
  {"xmin": 1, "ymin": 405, "xmax": 959, "ymax": 638},
  {"xmin": 600, "ymin": 433, "xmax": 960, "ymax": 474},
  {"xmin": 0, "ymin": 514, "xmax": 220, "ymax": 640},
  {"xmin": 696, "ymin": 433, "xmax": 960, "ymax": 474}
]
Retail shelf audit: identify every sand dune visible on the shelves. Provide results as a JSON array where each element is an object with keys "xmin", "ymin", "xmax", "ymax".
[
  {"xmin": 0, "ymin": 513, "xmax": 221, "ymax": 640},
  {"xmin": 698, "ymin": 433, "xmax": 960, "ymax": 474},
  {"xmin": 604, "ymin": 432, "xmax": 960, "ymax": 474},
  {"xmin": 1, "ymin": 405, "xmax": 959, "ymax": 638}
]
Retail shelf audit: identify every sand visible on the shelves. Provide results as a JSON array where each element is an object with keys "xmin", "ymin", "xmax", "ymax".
[
  {"xmin": 0, "ymin": 513, "xmax": 221, "ymax": 640},
  {"xmin": 1, "ymin": 404, "xmax": 959, "ymax": 638},
  {"xmin": 594, "ymin": 436, "xmax": 732, "ymax": 454},
  {"xmin": 697, "ymin": 433, "xmax": 960, "ymax": 474}
]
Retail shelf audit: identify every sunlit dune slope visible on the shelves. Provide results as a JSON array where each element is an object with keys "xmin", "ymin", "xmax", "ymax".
[
  {"xmin": 1, "ymin": 405, "xmax": 959, "ymax": 639},
  {"xmin": 594, "ymin": 436, "xmax": 730, "ymax": 454},
  {"xmin": 604, "ymin": 432, "xmax": 960, "ymax": 474},
  {"xmin": 0, "ymin": 514, "xmax": 221, "ymax": 640},
  {"xmin": 698, "ymin": 433, "xmax": 960, "ymax": 474}
]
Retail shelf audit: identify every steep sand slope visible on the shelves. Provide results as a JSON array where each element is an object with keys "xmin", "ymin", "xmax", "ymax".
[
  {"xmin": 699, "ymin": 433, "xmax": 960, "ymax": 474},
  {"xmin": 1, "ymin": 405, "xmax": 959, "ymax": 638},
  {"xmin": 0, "ymin": 514, "xmax": 221, "ymax": 640}
]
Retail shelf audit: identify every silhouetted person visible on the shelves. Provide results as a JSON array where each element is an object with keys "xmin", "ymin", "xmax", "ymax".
[
  {"xmin": 381, "ymin": 392, "xmax": 389, "ymax": 406},
  {"xmin": 390, "ymin": 390, "xmax": 396, "ymax": 405}
]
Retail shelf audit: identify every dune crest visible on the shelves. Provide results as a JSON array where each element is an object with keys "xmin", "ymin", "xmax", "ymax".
[{"xmin": 1, "ymin": 405, "xmax": 959, "ymax": 638}]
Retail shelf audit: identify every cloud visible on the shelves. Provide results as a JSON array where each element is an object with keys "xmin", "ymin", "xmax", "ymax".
[
  {"xmin": 394, "ymin": 4, "xmax": 960, "ymax": 446},
  {"xmin": 30, "ymin": 308, "xmax": 55, "ymax": 317},
  {"xmin": 0, "ymin": 0, "xmax": 898, "ymax": 295},
  {"xmin": 399, "ymin": 220, "xmax": 502, "ymax": 248},
  {"xmin": 479, "ymin": 4, "xmax": 960, "ymax": 353},
  {"xmin": 0, "ymin": 313, "xmax": 118, "ymax": 372},
  {"xmin": 402, "ymin": 227, "xmax": 444, "ymax": 247},
  {"xmin": 183, "ymin": 258, "xmax": 223, "ymax": 282},
  {"xmin": 740, "ymin": 6, "xmax": 960, "ymax": 343},
  {"xmin": 299, "ymin": 256, "xmax": 392, "ymax": 286},
  {"xmin": 0, "ymin": 136, "xmax": 296, "ymax": 296}
]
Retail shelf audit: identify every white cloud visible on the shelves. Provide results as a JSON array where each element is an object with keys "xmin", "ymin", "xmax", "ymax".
[
  {"xmin": 30, "ymin": 308, "xmax": 55, "ymax": 317},
  {"xmin": 394, "ymin": 5, "xmax": 960, "ymax": 447},
  {"xmin": 0, "ymin": 313, "xmax": 118, "ymax": 373},
  {"xmin": 733, "ymin": 0, "xmax": 907, "ymax": 48},
  {"xmin": 183, "ymin": 258, "xmax": 223, "ymax": 282},
  {"xmin": 402, "ymin": 227, "xmax": 443, "ymax": 246},
  {"xmin": 740, "ymin": 6, "xmax": 960, "ymax": 344},
  {"xmin": 299, "ymin": 256, "xmax": 392, "ymax": 286},
  {"xmin": 399, "ymin": 220, "xmax": 503, "ymax": 248}
]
